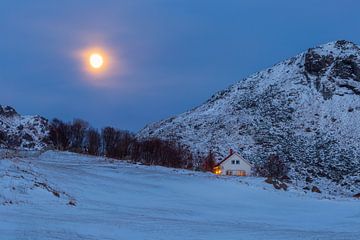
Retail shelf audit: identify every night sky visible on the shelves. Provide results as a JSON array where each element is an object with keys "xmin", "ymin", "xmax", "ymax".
[{"xmin": 1, "ymin": 0, "xmax": 360, "ymax": 131}]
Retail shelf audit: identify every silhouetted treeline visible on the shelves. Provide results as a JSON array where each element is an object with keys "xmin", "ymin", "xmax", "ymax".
[
  {"xmin": 130, "ymin": 138, "xmax": 193, "ymax": 168},
  {"xmin": 49, "ymin": 118, "xmax": 194, "ymax": 169}
]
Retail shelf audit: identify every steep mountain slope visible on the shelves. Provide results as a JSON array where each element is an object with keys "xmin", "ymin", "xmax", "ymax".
[
  {"xmin": 0, "ymin": 105, "xmax": 49, "ymax": 150},
  {"xmin": 138, "ymin": 40, "xmax": 360, "ymax": 196}
]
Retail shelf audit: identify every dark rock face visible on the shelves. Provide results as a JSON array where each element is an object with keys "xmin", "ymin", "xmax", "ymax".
[
  {"xmin": 304, "ymin": 50, "xmax": 334, "ymax": 76},
  {"xmin": 353, "ymin": 193, "xmax": 360, "ymax": 198},
  {"xmin": 303, "ymin": 41, "xmax": 360, "ymax": 98},
  {"xmin": 332, "ymin": 57, "xmax": 360, "ymax": 81}
]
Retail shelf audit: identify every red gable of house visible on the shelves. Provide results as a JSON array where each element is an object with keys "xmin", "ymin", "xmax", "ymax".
[
  {"xmin": 215, "ymin": 149, "xmax": 235, "ymax": 167},
  {"xmin": 215, "ymin": 149, "xmax": 252, "ymax": 167}
]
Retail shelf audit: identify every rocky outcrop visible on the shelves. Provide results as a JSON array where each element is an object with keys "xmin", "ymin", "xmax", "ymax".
[
  {"xmin": 0, "ymin": 105, "xmax": 50, "ymax": 150},
  {"xmin": 311, "ymin": 186, "xmax": 321, "ymax": 193},
  {"xmin": 265, "ymin": 177, "xmax": 288, "ymax": 191},
  {"xmin": 304, "ymin": 50, "xmax": 334, "ymax": 76}
]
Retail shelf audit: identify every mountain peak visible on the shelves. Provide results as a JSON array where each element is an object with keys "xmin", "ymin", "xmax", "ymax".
[
  {"xmin": 304, "ymin": 40, "xmax": 359, "ymax": 75},
  {"xmin": 309, "ymin": 40, "xmax": 359, "ymax": 56}
]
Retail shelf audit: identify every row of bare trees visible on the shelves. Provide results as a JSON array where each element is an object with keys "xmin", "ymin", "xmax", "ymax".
[
  {"xmin": 49, "ymin": 119, "xmax": 92, "ymax": 153},
  {"xmin": 49, "ymin": 118, "xmax": 194, "ymax": 168},
  {"xmin": 131, "ymin": 138, "xmax": 193, "ymax": 168}
]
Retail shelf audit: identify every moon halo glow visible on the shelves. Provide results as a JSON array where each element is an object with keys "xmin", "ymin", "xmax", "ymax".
[
  {"xmin": 89, "ymin": 53, "xmax": 104, "ymax": 69},
  {"xmin": 77, "ymin": 46, "xmax": 122, "ymax": 86}
]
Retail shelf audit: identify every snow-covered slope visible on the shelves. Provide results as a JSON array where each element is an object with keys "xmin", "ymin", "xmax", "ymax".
[
  {"xmin": 0, "ymin": 151, "xmax": 359, "ymax": 239},
  {"xmin": 0, "ymin": 105, "xmax": 49, "ymax": 150},
  {"xmin": 138, "ymin": 40, "xmax": 360, "ymax": 196}
]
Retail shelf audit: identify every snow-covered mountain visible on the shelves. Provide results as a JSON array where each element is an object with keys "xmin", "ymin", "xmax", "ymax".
[
  {"xmin": 0, "ymin": 105, "xmax": 49, "ymax": 150},
  {"xmin": 138, "ymin": 40, "xmax": 360, "ymax": 196}
]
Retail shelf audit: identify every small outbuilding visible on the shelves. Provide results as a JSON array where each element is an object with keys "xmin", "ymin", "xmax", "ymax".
[{"xmin": 213, "ymin": 149, "xmax": 252, "ymax": 176}]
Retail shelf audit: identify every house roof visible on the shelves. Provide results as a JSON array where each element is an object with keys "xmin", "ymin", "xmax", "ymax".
[{"xmin": 215, "ymin": 151, "xmax": 252, "ymax": 167}]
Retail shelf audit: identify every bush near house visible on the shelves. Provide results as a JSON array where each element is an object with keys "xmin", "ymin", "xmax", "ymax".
[
  {"xmin": 256, "ymin": 154, "xmax": 289, "ymax": 179},
  {"xmin": 201, "ymin": 151, "xmax": 216, "ymax": 172}
]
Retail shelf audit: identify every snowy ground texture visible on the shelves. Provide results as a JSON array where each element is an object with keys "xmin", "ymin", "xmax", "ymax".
[{"xmin": 1, "ymin": 151, "xmax": 359, "ymax": 240}]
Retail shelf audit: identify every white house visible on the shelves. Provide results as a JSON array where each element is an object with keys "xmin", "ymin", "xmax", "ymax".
[{"xmin": 213, "ymin": 149, "xmax": 252, "ymax": 176}]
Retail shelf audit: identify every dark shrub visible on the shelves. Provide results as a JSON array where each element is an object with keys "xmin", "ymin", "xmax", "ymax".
[
  {"xmin": 256, "ymin": 154, "xmax": 288, "ymax": 179},
  {"xmin": 201, "ymin": 151, "xmax": 216, "ymax": 172}
]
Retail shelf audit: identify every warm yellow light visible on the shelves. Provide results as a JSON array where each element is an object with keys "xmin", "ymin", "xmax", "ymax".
[
  {"xmin": 89, "ymin": 53, "xmax": 104, "ymax": 69},
  {"xmin": 213, "ymin": 167, "xmax": 222, "ymax": 175}
]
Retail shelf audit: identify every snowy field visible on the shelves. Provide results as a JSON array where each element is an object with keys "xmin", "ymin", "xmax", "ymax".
[{"xmin": 0, "ymin": 151, "xmax": 359, "ymax": 240}]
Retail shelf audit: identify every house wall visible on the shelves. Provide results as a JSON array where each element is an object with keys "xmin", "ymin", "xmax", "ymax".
[{"xmin": 220, "ymin": 154, "xmax": 252, "ymax": 176}]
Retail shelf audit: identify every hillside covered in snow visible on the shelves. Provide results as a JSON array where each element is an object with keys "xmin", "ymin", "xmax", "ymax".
[
  {"xmin": 1, "ymin": 151, "xmax": 359, "ymax": 239},
  {"xmin": 138, "ymin": 40, "xmax": 360, "ymax": 196},
  {"xmin": 0, "ymin": 105, "xmax": 49, "ymax": 150}
]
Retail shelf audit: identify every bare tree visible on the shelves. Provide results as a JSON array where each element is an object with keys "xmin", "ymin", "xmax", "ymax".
[
  {"xmin": 101, "ymin": 127, "xmax": 119, "ymax": 158},
  {"xmin": 49, "ymin": 118, "xmax": 71, "ymax": 150},
  {"xmin": 201, "ymin": 151, "xmax": 216, "ymax": 172},
  {"xmin": 115, "ymin": 130, "xmax": 135, "ymax": 159},
  {"xmin": 86, "ymin": 128, "xmax": 101, "ymax": 155},
  {"xmin": 69, "ymin": 119, "xmax": 89, "ymax": 153}
]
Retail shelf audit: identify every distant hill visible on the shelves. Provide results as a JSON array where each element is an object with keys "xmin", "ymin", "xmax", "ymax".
[
  {"xmin": 0, "ymin": 105, "xmax": 49, "ymax": 150},
  {"xmin": 138, "ymin": 40, "xmax": 360, "ymax": 196}
]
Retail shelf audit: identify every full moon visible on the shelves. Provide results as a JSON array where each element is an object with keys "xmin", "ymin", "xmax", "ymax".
[
  {"xmin": 89, "ymin": 53, "xmax": 104, "ymax": 69},
  {"xmin": 78, "ymin": 47, "xmax": 115, "ymax": 79}
]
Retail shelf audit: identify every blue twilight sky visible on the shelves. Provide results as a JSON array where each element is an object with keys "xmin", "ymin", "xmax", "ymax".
[{"xmin": 1, "ymin": 0, "xmax": 360, "ymax": 131}]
